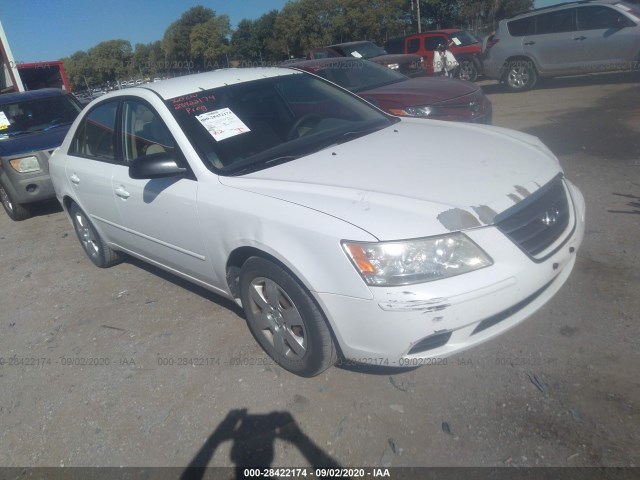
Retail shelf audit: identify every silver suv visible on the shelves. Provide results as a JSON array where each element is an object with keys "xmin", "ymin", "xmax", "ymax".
[{"xmin": 483, "ymin": 0, "xmax": 640, "ymax": 91}]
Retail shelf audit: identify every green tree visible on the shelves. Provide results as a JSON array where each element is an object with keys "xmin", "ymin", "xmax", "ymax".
[
  {"xmin": 333, "ymin": 0, "xmax": 406, "ymax": 44},
  {"xmin": 88, "ymin": 39, "xmax": 133, "ymax": 85},
  {"xmin": 231, "ymin": 10, "xmax": 280, "ymax": 63},
  {"xmin": 273, "ymin": 0, "xmax": 342, "ymax": 58},
  {"xmin": 190, "ymin": 15, "xmax": 232, "ymax": 69},
  {"xmin": 161, "ymin": 6, "xmax": 216, "ymax": 70},
  {"xmin": 63, "ymin": 50, "xmax": 95, "ymax": 91}
]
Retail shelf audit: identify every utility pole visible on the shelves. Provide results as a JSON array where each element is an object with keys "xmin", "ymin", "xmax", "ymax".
[{"xmin": 412, "ymin": 0, "xmax": 422, "ymax": 33}]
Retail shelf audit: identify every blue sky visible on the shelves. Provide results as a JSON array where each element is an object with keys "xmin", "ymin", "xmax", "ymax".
[
  {"xmin": 2, "ymin": 0, "xmax": 552, "ymax": 62},
  {"xmin": 0, "ymin": 0, "xmax": 289, "ymax": 62}
]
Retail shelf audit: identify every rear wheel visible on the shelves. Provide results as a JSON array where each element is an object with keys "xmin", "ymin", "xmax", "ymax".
[
  {"xmin": 239, "ymin": 257, "xmax": 337, "ymax": 377},
  {"xmin": 69, "ymin": 203, "xmax": 123, "ymax": 268},
  {"xmin": 457, "ymin": 59, "xmax": 479, "ymax": 82},
  {"xmin": 0, "ymin": 183, "xmax": 31, "ymax": 221},
  {"xmin": 504, "ymin": 59, "xmax": 538, "ymax": 92}
]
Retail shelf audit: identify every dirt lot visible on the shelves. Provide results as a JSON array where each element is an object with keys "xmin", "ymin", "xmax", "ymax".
[{"xmin": 0, "ymin": 71, "xmax": 639, "ymax": 472}]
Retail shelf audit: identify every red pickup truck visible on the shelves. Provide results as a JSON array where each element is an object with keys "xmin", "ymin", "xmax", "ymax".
[{"xmin": 385, "ymin": 29, "xmax": 483, "ymax": 82}]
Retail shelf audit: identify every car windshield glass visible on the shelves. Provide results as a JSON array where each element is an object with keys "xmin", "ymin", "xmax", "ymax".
[
  {"xmin": 339, "ymin": 42, "xmax": 387, "ymax": 59},
  {"xmin": 449, "ymin": 31, "xmax": 480, "ymax": 46},
  {"xmin": 167, "ymin": 72, "xmax": 396, "ymax": 175},
  {"xmin": 0, "ymin": 94, "xmax": 81, "ymax": 138},
  {"xmin": 309, "ymin": 59, "xmax": 407, "ymax": 93}
]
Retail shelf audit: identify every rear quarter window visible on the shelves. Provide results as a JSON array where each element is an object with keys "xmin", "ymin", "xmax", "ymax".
[{"xmin": 508, "ymin": 16, "xmax": 536, "ymax": 36}]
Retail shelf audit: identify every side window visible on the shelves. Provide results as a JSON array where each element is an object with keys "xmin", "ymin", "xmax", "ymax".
[
  {"xmin": 406, "ymin": 38, "xmax": 420, "ymax": 53},
  {"xmin": 535, "ymin": 9, "xmax": 576, "ymax": 34},
  {"xmin": 424, "ymin": 36, "xmax": 445, "ymax": 51},
  {"xmin": 69, "ymin": 101, "xmax": 118, "ymax": 160},
  {"xmin": 122, "ymin": 101, "xmax": 176, "ymax": 162},
  {"xmin": 577, "ymin": 6, "xmax": 633, "ymax": 30},
  {"xmin": 508, "ymin": 16, "xmax": 536, "ymax": 36}
]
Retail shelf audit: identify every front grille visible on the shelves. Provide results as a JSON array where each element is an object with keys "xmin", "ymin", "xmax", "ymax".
[{"xmin": 495, "ymin": 175, "xmax": 569, "ymax": 257}]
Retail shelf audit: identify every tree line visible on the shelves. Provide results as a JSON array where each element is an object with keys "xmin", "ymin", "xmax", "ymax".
[{"xmin": 63, "ymin": 0, "xmax": 532, "ymax": 91}]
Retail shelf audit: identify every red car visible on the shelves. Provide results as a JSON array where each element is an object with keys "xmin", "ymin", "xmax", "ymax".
[
  {"xmin": 288, "ymin": 57, "xmax": 492, "ymax": 124},
  {"xmin": 385, "ymin": 29, "xmax": 483, "ymax": 82}
]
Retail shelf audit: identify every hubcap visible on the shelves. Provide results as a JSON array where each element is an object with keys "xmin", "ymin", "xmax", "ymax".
[
  {"xmin": 0, "ymin": 186, "xmax": 13, "ymax": 213},
  {"xmin": 247, "ymin": 277, "xmax": 306, "ymax": 359},
  {"xmin": 509, "ymin": 66, "xmax": 529, "ymax": 88},
  {"xmin": 74, "ymin": 212, "xmax": 100, "ymax": 259}
]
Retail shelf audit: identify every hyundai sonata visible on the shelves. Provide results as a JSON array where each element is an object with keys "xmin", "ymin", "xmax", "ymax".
[{"xmin": 50, "ymin": 68, "xmax": 585, "ymax": 377}]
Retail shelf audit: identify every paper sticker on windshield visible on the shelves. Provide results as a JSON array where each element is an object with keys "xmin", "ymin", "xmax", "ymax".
[
  {"xmin": 451, "ymin": 37, "xmax": 462, "ymax": 46},
  {"xmin": 195, "ymin": 108, "xmax": 250, "ymax": 141},
  {"xmin": 0, "ymin": 111, "xmax": 10, "ymax": 130},
  {"xmin": 350, "ymin": 51, "xmax": 363, "ymax": 58}
]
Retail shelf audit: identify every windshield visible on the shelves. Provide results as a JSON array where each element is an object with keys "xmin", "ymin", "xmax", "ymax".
[
  {"xmin": 449, "ymin": 31, "xmax": 480, "ymax": 46},
  {"xmin": 0, "ymin": 94, "xmax": 81, "ymax": 139},
  {"xmin": 167, "ymin": 72, "xmax": 396, "ymax": 175},
  {"xmin": 309, "ymin": 59, "xmax": 407, "ymax": 93},
  {"xmin": 337, "ymin": 42, "xmax": 387, "ymax": 59}
]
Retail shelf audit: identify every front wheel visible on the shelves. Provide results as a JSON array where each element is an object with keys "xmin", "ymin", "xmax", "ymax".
[
  {"xmin": 239, "ymin": 257, "xmax": 337, "ymax": 377},
  {"xmin": 504, "ymin": 59, "xmax": 538, "ymax": 92},
  {"xmin": 0, "ymin": 183, "xmax": 31, "ymax": 221},
  {"xmin": 69, "ymin": 203, "xmax": 123, "ymax": 268}
]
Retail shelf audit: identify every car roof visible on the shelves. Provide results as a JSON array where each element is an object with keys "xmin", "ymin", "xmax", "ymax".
[
  {"xmin": 509, "ymin": 0, "xmax": 621, "ymax": 18},
  {"xmin": 134, "ymin": 68, "xmax": 301, "ymax": 100},
  {"xmin": 327, "ymin": 41, "xmax": 373, "ymax": 48},
  {"xmin": 0, "ymin": 88, "xmax": 67, "ymax": 105},
  {"xmin": 287, "ymin": 57, "xmax": 367, "ymax": 69}
]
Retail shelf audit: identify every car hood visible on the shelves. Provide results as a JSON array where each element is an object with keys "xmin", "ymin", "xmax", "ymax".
[
  {"xmin": 360, "ymin": 77, "xmax": 478, "ymax": 106},
  {"xmin": 0, "ymin": 127, "xmax": 69, "ymax": 156},
  {"xmin": 370, "ymin": 53, "xmax": 422, "ymax": 64},
  {"xmin": 219, "ymin": 119, "xmax": 562, "ymax": 240}
]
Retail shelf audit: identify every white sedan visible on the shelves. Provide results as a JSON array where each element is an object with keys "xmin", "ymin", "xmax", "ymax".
[{"xmin": 50, "ymin": 68, "xmax": 585, "ymax": 377}]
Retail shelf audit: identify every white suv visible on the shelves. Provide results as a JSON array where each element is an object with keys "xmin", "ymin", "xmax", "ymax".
[{"xmin": 483, "ymin": 0, "xmax": 640, "ymax": 91}]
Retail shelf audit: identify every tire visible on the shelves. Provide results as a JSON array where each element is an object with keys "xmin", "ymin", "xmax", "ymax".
[
  {"xmin": 504, "ymin": 59, "xmax": 538, "ymax": 92},
  {"xmin": 239, "ymin": 257, "xmax": 337, "ymax": 377},
  {"xmin": 0, "ymin": 183, "xmax": 31, "ymax": 221},
  {"xmin": 69, "ymin": 203, "xmax": 123, "ymax": 268},
  {"xmin": 457, "ymin": 59, "xmax": 478, "ymax": 82}
]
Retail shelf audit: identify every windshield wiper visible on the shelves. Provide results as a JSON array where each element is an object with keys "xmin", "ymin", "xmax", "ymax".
[
  {"xmin": 0, "ymin": 130, "xmax": 31, "ymax": 138},
  {"xmin": 44, "ymin": 121, "xmax": 73, "ymax": 132},
  {"xmin": 228, "ymin": 155, "xmax": 301, "ymax": 176}
]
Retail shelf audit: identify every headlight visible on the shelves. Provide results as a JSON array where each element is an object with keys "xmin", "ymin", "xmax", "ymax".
[
  {"xmin": 388, "ymin": 105, "xmax": 445, "ymax": 118},
  {"xmin": 10, "ymin": 156, "xmax": 41, "ymax": 173},
  {"xmin": 343, "ymin": 233, "xmax": 492, "ymax": 286},
  {"xmin": 387, "ymin": 63, "xmax": 400, "ymax": 70}
]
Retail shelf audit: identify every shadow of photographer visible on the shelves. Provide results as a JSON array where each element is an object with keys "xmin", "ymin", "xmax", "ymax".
[{"xmin": 180, "ymin": 409, "xmax": 342, "ymax": 480}]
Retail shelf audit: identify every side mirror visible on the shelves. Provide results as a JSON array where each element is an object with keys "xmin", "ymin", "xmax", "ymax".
[{"xmin": 129, "ymin": 152, "xmax": 187, "ymax": 180}]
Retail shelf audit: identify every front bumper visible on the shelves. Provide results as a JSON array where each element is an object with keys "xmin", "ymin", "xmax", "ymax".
[
  {"xmin": 316, "ymin": 181, "xmax": 585, "ymax": 366},
  {"xmin": 0, "ymin": 151, "xmax": 55, "ymax": 204}
]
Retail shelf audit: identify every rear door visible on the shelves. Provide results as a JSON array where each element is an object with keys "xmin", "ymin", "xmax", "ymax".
[
  {"xmin": 65, "ymin": 100, "xmax": 126, "ymax": 247},
  {"xmin": 523, "ymin": 8, "xmax": 578, "ymax": 74}
]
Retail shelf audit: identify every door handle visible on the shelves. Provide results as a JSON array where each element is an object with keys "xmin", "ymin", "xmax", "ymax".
[
  {"xmin": 114, "ymin": 186, "xmax": 130, "ymax": 199},
  {"xmin": 524, "ymin": 41, "xmax": 535, "ymax": 46},
  {"xmin": 573, "ymin": 36, "xmax": 587, "ymax": 41},
  {"xmin": 69, "ymin": 173, "xmax": 80, "ymax": 185}
]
